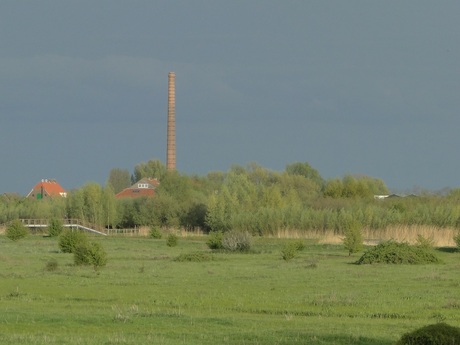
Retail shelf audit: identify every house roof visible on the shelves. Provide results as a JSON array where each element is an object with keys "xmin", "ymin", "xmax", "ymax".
[
  {"xmin": 27, "ymin": 179, "xmax": 67, "ymax": 199},
  {"xmin": 115, "ymin": 177, "xmax": 159, "ymax": 199}
]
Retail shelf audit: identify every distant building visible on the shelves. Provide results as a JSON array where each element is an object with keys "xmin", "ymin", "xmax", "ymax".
[
  {"xmin": 27, "ymin": 179, "xmax": 67, "ymax": 199},
  {"xmin": 115, "ymin": 177, "xmax": 159, "ymax": 199}
]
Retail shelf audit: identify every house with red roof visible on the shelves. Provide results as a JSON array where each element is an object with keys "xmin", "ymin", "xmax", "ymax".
[
  {"xmin": 27, "ymin": 179, "xmax": 67, "ymax": 199},
  {"xmin": 115, "ymin": 177, "xmax": 159, "ymax": 199}
]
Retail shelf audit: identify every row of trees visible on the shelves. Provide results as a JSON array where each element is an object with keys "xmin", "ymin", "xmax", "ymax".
[{"xmin": 1, "ymin": 160, "xmax": 460, "ymax": 235}]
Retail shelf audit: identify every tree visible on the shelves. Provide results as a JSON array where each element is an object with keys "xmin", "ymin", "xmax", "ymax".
[
  {"xmin": 132, "ymin": 159, "xmax": 166, "ymax": 182},
  {"xmin": 48, "ymin": 217, "xmax": 64, "ymax": 237},
  {"xmin": 107, "ymin": 168, "xmax": 131, "ymax": 194},
  {"xmin": 6, "ymin": 219, "xmax": 28, "ymax": 241},
  {"xmin": 285, "ymin": 161, "xmax": 324, "ymax": 187},
  {"xmin": 102, "ymin": 184, "xmax": 118, "ymax": 228},
  {"xmin": 82, "ymin": 183, "xmax": 103, "ymax": 225},
  {"xmin": 343, "ymin": 220, "xmax": 363, "ymax": 256}
]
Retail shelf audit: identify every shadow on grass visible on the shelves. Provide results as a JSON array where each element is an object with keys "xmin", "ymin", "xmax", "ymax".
[
  {"xmin": 235, "ymin": 331, "xmax": 393, "ymax": 345},
  {"xmin": 436, "ymin": 247, "xmax": 458, "ymax": 253}
]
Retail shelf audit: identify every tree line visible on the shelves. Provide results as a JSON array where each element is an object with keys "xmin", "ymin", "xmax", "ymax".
[{"xmin": 1, "ymin": 160, "xmax": 460, "ymax": 235}]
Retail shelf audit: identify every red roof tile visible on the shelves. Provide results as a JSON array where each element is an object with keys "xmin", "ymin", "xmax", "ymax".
[{"xmin": 27, "ymin": 179, "xmax": 67, "ymax": 199}]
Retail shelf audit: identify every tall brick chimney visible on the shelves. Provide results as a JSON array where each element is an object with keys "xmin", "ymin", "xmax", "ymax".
[{"xmin": 166, "ymin": 72, "xmax": 176, "ymax": 171}]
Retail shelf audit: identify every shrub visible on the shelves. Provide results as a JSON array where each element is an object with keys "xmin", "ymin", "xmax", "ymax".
[
  {"xmin": 207, "ymin": 231, "xmax": 224, "ymax": 250},
  {"xmin": 281, "ymin": 243, "xmax": 298, "ymax": 261},
  {"xmin": 356, "ymin": 240, "xmax": 441, "ymax": 265},
  {"xmin": 343, "ymin": 220, "xmax": 363, "ymax": 256},
  {"xmin": 174, "ymin": 252, "xmax": 214, "ymax": 262},
  {"xmin": 416, "ymin": 234, "xmax": 434, "ymax": 249},
  {"xmin": 149, "ymin": 226, "xmax": 162, "ymax": 239},
  {"xmin": 222, "ymin": 230, "xmax": 252, "ymax": 252},
  {"xmin": 293, "ymin": 240, "xmax": 305, "ymax": 251},
  {"xmin": 6, "ymin": 219, "xmax": 28, "ymax": 241},
  {"xmin": 166, "ymin": 233, "xmax": 178, "ymax": 247},
  {"xmin": 74, "ymin": 241, "xmax": 107, "ymax": 270},
  {"xmin": 48, "ymin": 218, "xmax": 64, "ymax": 237},
  {"xmin": 396, "ymin": 323, "xmax": 460, "ymax": 345},
  {"xmin": 58, "ymin": 229, "xmax": 88, "ymax": 253}
]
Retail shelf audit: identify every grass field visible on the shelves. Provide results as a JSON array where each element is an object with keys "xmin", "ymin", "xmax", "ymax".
[{"xmin": 0, "ymin": 234, "xmax": 459, "ymax": 344}]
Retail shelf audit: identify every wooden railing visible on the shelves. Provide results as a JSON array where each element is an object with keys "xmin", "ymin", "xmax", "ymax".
[{"xmin": 19, "ymin": 219, "xmax": 107, "ymax": 236}]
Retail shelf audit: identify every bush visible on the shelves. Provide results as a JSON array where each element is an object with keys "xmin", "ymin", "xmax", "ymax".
[
  {"xmin": 6, "ymin": 219, "xmax": 29, "ymax": 241},
  {"xmin": 281, "ymin": 243, "xmax": 297, "ymax": 261},
  {"xmin": 356, "ymin": 240, "xmax": 441, "ymax": 265},
  {"xmin": 396, "ymin": 323, "xmax": 460, "ymax": 345},
  {"xmin": 343, "ymin": 220, "xmax": 363, "ymax": 256},
  {"xmin": 222, "ymin": 230, "xmax": 252, "ymax": 252},
  {"xmin": 74, "ymin": 241, "xmax": 107, "ymax": 270},
  {"xmin": 48, "ymin": 218, "xmax": 64, "ymax": 237},
  {"xmin": 58, "ymin": 229, "xmax": 88, "ymax": 253},
  {"xmin": 174, "ymin": 252, "xmax": 214, "ymax": 262},
  {"xmin": 207, "ymin": 231, "xmax": 224, "ymax": 250},
  {"xmin": 149, "ymin": 226, "xmax": 162, "ymax": 239},
  {"xmin": 166, "ymin": 233, "xmax": 178, "ymax": 247},
  {"xmin": 416, "ymin": 234, "xmax": 434, "ymax": 249}
]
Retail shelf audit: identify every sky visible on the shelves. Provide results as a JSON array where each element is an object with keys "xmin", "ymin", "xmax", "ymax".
[{"xmin": 1, "ymin": 1, "xmax": 460, "ymax": 195}]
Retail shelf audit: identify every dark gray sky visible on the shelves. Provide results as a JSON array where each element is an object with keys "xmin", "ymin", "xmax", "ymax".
[{"xmin": 1, "ymin": 1, "xmax": 460, "ymax": 194}]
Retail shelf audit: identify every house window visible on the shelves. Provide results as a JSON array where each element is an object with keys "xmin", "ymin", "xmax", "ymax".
[{"xmin": 137, "ymin": 183, "xmax": 149, "ymax": 188}]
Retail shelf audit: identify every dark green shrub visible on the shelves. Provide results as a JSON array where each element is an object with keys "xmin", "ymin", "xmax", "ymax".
[
  {"xmin": 48, "ymin": 218, "xmax": 64, "ymax": 237},
  {"xmin": 58, "ymin": 229, "xmax": 88, "ymax": 253},
  {"xmin": 166, "ymin": 233, "xmax": 178, "ymax": 247},
  {"xmin": 343, "ymin": 220, "xmax": 363, "ymax": 256},
  {"xmin": 222, "ymin": 230, "xmax": 252, "ymax": 252},
  {"xmin": 149, "ymin": 226, "xmax": 162, "ymax": 239},
  {"xmin": 174, "ymin": 252, "xmax": 214, "ymax": 262},
  {"xmin": 396, "ymin": 323, "xmax": 460, "ymax": 345},
  {"xmin": 356, "ymin": 241, "xmax": 441, "ymax": 265},
  {"xmin": 6, "ymin": 219, "xmax": 29, "ymax": 241},
  {"xmin": 74, "ymin": 241, "xmax": 107, "ymax": 270},
  {"xmin": 207, "ymin": 231, "xmax": 224, "ymax": 250}
]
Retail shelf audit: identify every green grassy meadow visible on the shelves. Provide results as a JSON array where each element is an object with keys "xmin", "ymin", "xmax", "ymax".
[{"xmin": 0, "ymin": 234, "xmax": 459, "ymax": 344}]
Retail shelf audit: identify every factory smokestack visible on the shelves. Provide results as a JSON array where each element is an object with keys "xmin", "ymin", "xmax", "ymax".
[{"xmin": 166, "ymin": 72, "xmax": 176, "ymax": 171}]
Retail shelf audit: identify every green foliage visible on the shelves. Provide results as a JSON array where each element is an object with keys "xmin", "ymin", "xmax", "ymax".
[
  {"xmin": 285, "ymin": 161, "xmax": 324, "ymax": 187},
  {"xmin": 148, "ymin": 226, "xmax": 162, "ymax": 239},
  {"xmin": 166, "ymin": 233, "xmax": 178, "ymax": 247},
  {"xmin": 6, "ymin": 219, "xmax": 28, "ymax": 241},
  {"xmin": 47, "ymin": 218, "xmax": 64, "ymax": 237},
  {"xmin": 356, "ymin": 241, "xmax": 441, "ymax": 265},
  {"xmin": 343, "ymin": 220, "xmax": 363, "ymax": 256},
  {"xmin": 106, "ymin": 168, "xmax": 131, "ymax": 194},
  {"xmin": 396, "ymin": 323, "xmax": 460, "ymax": 345},
  {"xmin": 415, "ymin": 234, "xmax": 434, "ymax": 249},
  {"xmin": 281, "ymin": 240, "xmax": 305, "ymax": 261},
  {"xmin": 74, "ymin": 241, "xmax": 108, "ymax": 270},
  {"xmin": 222, "ymin": 230, "xmax": 252, "ymax": 252},
  {"xmin": 324, "ymin": 174, "xmax": 388, "ymax": 199},
  {"xmin": 174, "ymin": 252, "xmax": 214, "ymax": 262},
  {"xmin": 281, "ymin": 243, "xmax": 297, "ymax": 261},
  {"xmin": 207, "ymin": 231, "xmax": 224, "ymax": 249},
  {"xmin": 132, "ymin": 159, "xmax": 166, "ymax": 182},
  {"xmin": 58, "ymin": 229, "xmax": 88, "ymax": 253}
]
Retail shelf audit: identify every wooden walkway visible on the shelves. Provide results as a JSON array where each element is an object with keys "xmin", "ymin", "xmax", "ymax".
[{"xmin": 19, "ymin": 219, "xmax": 107, "ymax": 236}]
